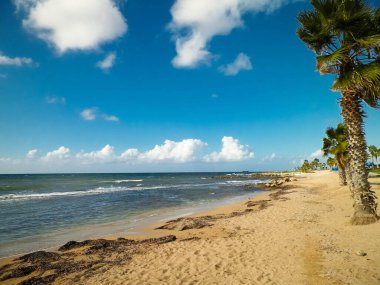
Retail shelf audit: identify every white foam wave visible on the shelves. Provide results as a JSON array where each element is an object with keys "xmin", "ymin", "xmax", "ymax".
[
  {"xmin": 0, "ymin": 184, "xmax": 190, "ymax": 202},
  {"xmin": 104, "ymin": 179, "xmax": 143, "ymax": 183},
  {"xmin": 0, "ymin": 187, "xmax": 138, "ymax": 202},
  {"xmin": 0, "ymin": 179, "xmax": 267, "ymax": 202},
  {"xmin": 226, "ymin": 179, "xmax": 262, "ymax": 185}
]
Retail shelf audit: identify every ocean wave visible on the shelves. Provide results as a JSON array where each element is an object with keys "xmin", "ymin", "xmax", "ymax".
[
  {"xmin": 0, "ymin": 179, "xmax": 267, "ymax": 202},
  {"xmin": 225, "ymin": 179, "xmax": 262, "ymax": 185},
  {"xmin": 104, "ymin": 179, "xmax": 143, "ymax": 183},
  {"xmin": 0, "ymin": 187, "xmax": 136, "ymax": 202},
  {"xmin": 0, "ymin": 184, "xmax": 185, "ymax": 202}
]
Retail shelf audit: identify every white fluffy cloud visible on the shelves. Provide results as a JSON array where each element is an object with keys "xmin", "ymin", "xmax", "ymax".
[
  {"xmin": 0, "ymin": 137, "xmax": 256, "ymax": 171},
  {"xmin": 80, "ymin": 107, "xmax": 119, "ymax": 122},
  {"xmin": 169, "ymin": 0, "xmax": 291, "ymax": 68},
  {"xmin": 102, "ymin": 115, "xmax": 119, "ymax": 122},
  {"xmin": 80, "ymin": 108, "xmax": 98, "ymax": 121},
  {"xmin": 26, "ymin": 149, "xmax": 38, "ymax": 159},
  {"xmin": 310, "ymin": 149, "xmax": 323, "ymax": 159},
  {"xmin": 96, "ymin": 52, "xmax": 116, "ymax": 71},
  {"xmin": 204, "ymin": 136, "xmax": 254, "ymax": 162},
  {"xmin": 219, "ymin": 53, "xmax": 252, "ymax": 76},
  {"xmin": 120, "ymin": 148, "xmax": 140, "ymax": 161},
  {"xmin": 262, "ymin": 153, "xmax": 276, "ymax": 161},
  {"xmin": 13, "ymin": 0, "xmax": 36, "ymax": 11},
  {"xmin": 20, "ymin": 0, "xmax": 127, "ymax": 53},
  {"xmin": 0, "ymin": 52, "xmax": 33, "ymax": 67},
  {"xmin": 76, "ymin": 145, "xmax": 115, "ymax": 162},
  {"xmin": 42, "ymin": 146, "xmax": 70, "ymax": 161},
  {"xmin": 139, "ymin": 139, "xmax": 207, "ymax": 163}
]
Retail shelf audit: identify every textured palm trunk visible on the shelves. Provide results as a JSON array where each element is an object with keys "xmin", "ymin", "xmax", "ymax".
[
  {"xmin": 336, "ymin": 155, "xmax": 347, "ymax": 186},
  {"xmin": 345, "ymin": 160, "xmax": 354, "ymax": 197},
  {"xmin": 340, "ymin": 92, "xmax": 378, "ymax": 225},
  {"xmin": 337, "ymin": 166, "xmax": 347, "ymax": 186}
]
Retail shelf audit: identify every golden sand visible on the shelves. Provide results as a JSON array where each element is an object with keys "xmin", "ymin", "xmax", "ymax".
[{"xmin": 1, "ymin": 171, "xmax": 379, "ymax": 284}]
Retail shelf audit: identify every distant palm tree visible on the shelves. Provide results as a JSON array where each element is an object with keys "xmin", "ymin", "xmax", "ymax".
[
  {"xmin": 368, "ymin": 145, "xmax": 378, "ymax": 165},
  {"xmin": 297, "ymin": 0, "xmax": 379, "ymax": 224},
  {"xmin": 322, "ymin": 124, "xmax": 349, "ymax": 185},
  {"xmin": 326, "ymin": 157, "xmax": 336, "ymax": 169}
]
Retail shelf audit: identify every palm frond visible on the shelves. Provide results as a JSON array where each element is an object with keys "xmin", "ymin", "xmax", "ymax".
[
  {"xmin": 298, "ymin": 0, "xmax": 380, "ymax": 109},
  {"xmin": 333, "ymin": 61, "xmax": 380, "ymax": 97},
  {"xmin": 355, "ymin": 35, "xmax": 380, "ymax": 49}
]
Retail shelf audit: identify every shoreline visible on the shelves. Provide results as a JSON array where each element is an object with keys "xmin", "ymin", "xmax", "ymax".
[
  {"xmin": 1, "ymin": 171, "xmax": 379, "ymax": 284},
  {"xmin": 0, "ymin": 189, "xmax": 266, "ymax": 260},
  {"xmin": 0, "ymin": 172, "xmax": 279, "ymax": 259}
]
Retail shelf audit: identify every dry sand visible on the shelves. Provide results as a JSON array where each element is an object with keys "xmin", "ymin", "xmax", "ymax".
[{"xmin": 1, "ymin": 170, "xmax": 379, "ymax": 284}]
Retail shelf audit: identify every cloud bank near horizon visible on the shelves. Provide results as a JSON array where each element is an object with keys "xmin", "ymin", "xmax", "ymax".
[{"xmin": 0, "ymin": 137, "xmax": 256, "ymax": 172}]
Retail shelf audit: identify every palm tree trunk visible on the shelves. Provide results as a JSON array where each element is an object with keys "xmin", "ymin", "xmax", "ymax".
[
  {"xmin": 337, "ymin": 165, "xmax": 347, "ymax": 186},
  {"xmin": 336, "ymin": 156, "xmax": 347, "ymax": 186},
  {"xmin": 345, "ymin": 160, "xmax": 354, "ymax": 198},
  {"xmin": 340, "ymin": 92, "xmax": 378, "ymax": 225}
]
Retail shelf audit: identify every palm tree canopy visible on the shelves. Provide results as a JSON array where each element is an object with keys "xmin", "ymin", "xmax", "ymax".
[
  {"xmin": 322, "ymin": 123, "xmax": 349, "ymax": 160},
  {"xmin": 297, "ymin": 0, "xmax": 380, "ymax": 107},
  {"xmin": 326, "ymin": 157, "xmax": 336, "ymax": 167},
  {"xmin": 368, "ymin": 145, "xmax": 379, "ymax": 160}
]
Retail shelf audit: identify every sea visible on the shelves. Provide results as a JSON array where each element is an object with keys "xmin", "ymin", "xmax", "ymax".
[{"xmin": 0, "ymin": 172, "xmax": 269, "ymax": 258}]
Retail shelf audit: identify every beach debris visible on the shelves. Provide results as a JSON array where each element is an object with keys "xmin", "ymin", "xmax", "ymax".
[
  {"xmin": 18, "ymin": 274, "xmax": 57, "ymax": 285},
  {"xmin": 59, "ymin": 238, "xmax": 136, "ymax": 252},
  {"xmin": 18, "ymin": 251, "xmax": 61, "ymax": 263},
  {"xmin": 0, "ymin": 235, "xmax": 178, "ymax": 285},
  {"xmin": 156, "ymin": 205, "xmax": 266, "ymax": 233},
  {"xmin": 59, "ymin": 240, "xmax": 93, "ymax": 251},
  {"xmin": 356, "ymin": 250, "xmax": 367, "ymax": 256},
  {"xmin": 156, "ymin": 217, "xmax": 214, "ymax": 231},
  {"xmin": 0, "ymin": 265, "xmax": 36, "ymax": 281},
  {"xmin": 180, "ymin": 237, "xmax": 201, "ymax": 242},
  {"xmin": 246, "ymin": 200, "xmax": 272, "ymax": 210},
  {"xmin": 269, "ymin": 189, "xmax": 296, "ymax": 201},
  {"xmin": 140, "ymin": 235, "xmax": 177, "ymax": 244}
]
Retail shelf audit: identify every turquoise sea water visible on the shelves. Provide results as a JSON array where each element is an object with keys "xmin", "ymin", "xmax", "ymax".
[{"xmin": 0, "ymin": 173, "xmax": 268, "ymax": 257}]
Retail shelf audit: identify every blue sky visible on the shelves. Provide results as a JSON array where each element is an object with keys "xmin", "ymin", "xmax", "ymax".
[{"xmin": 0, "ymin": 0, "xmax": 379, "ymax": 173}]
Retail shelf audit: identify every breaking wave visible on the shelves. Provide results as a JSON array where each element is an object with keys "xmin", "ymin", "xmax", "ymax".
[{"xmin": 0, "ymin": 179, "xmax": 265, "ymax": 202}]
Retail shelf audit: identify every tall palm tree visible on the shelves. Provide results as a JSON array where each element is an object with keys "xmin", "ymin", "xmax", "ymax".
[
  {"xmin": 368, "ymin": 145, "xmax": 378, "ymax": 165},
  {"xmin": 297, "ymin": 0, "xmax": 379, "ymax": 224},
  {"xmin": 322, "ymin": 123, "xmax": 349, "ymax": 185}
]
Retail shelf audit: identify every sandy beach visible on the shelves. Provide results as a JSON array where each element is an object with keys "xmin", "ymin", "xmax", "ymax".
[{"xmin": 1, "ymin": 170, "xmax": 379, "ymax": 285}]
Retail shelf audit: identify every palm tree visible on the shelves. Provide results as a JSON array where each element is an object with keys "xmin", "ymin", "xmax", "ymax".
[
  {"xmin": 310, "ymin": 158, "xmax": 322, "ymax": 170},
  {"xmin": 368, "ymin": 145, "xmax": 378, "ymax": 165},
  {"xmin": 297, "ymin": 0, "xmax": 379, "ymax": 224},
  {"xmin": 326, "ymin": 157, "xmax": 337, "ymax": 169},
  {"xmin": 322, "ymin": 123, "xmax": 349, "ymax": 185}
]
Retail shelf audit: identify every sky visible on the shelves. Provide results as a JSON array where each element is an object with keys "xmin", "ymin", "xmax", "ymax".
[{"xmin": 0, "ymin": 0, "xmax": 379, "ymax": 173}]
